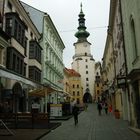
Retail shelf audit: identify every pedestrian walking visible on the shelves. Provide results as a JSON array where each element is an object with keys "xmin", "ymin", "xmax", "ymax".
[
  {"xmin": 108, "ymin": 104, "xmax": 112, "ymax": 114},
  {"xmin": 97, "ymin": 101, "xmax": 102, "ymax": 115},
  {"xmin": 104, "ymin": 102, "xmax": 108, "ymax": 114},
  {"xmin": 84, "ymin": 103, "xmax": 88, "ymax": 111},
  {"xmin": 72, "ymin": 104, "xmax": 79, "ymax": 125}
]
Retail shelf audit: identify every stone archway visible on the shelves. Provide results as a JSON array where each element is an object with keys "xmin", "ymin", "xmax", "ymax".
[
  {"xmin": 83, "ymin": 92, "xmax": 92, "ymax": 103},
  {"xmin": 12, "ymin": 82, "xmax": 25, "ymax": 112}
]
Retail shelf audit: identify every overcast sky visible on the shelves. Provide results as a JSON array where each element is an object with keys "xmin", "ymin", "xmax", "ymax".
[{"xmin": 21, "ymin": 0, "xmax": 110, "ymax": 68}]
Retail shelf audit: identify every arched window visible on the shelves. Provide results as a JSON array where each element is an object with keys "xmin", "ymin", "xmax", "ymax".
[{"xmin": 130, "ymin": 15, "xmax": 138, "ymax": 61}]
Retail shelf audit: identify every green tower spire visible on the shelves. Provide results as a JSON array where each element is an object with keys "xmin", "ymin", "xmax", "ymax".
[{"xmin": 75, "ymin": 3, "xmax": 90, "ymax": 42}]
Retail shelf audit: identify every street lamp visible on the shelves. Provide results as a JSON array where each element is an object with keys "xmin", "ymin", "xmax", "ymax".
[{"xmin": 117, "ymin": 76, "xmax": 127, "ymax": 88}]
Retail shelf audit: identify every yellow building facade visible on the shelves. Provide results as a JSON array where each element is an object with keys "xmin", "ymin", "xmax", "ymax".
[{"xmin": 64, "ymin": 68, "xmax": 83, "ymax": 104}]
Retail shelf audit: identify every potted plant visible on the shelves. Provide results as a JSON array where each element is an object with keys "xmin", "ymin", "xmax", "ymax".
[{"xmin": 114, "ymin": 109, "xmax": 120, "ymax": 119}]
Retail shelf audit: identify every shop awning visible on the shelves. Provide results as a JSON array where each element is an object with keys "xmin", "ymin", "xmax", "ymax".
[
  {"xmin": 29, "ymin": 87, "xmax": 71, "ymax": 98},
  {"xmin": 0, "ymin": 68, "xmax": 40, "ymax": 87},
  {"xmin": 28, "ymin": 86, "xmax": 61, "ymax": 97},
  {"xmin": 55, "ymin": 90, "xmax": 72, "ymax": 97}
]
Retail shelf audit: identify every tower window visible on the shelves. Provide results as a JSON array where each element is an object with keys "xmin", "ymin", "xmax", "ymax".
[
  {"xmin": 86, "ymin": 71, "xmax": 88, "ymax": 74},
  {"xmin": 86, "ymin": 78, "xmax": 89, "ymax": 81},
  {"xmin": 85, "ymin": 59, "xmax": 88, "ymax": 62},
  {"xmin": 85, "ymin": 53, "xmax": 87, "ymax": 56},
  {"xmin": 86, "ymin": 65, "xmax": 88, "ymax": 68}
]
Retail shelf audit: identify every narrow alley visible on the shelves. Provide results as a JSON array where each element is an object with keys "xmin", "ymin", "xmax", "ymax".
[{"xmin": 40, "ymin": 104, "xmax": 140, "ymax": 140}]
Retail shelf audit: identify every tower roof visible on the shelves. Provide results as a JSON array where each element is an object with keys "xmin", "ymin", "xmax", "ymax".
[{"xmin": 75, "ymin": 3, "xmax": 90, "ymax": 42}]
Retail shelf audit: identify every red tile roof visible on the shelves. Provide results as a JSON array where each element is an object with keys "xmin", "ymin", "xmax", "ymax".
[{"xmin": 64, "ymin": 68, "xmax": 81, "ymax": 77}]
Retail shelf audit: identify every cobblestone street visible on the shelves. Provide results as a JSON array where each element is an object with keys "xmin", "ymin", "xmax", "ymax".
[{"xmin": 40, "ymin": 104, "xmax": 140, "ymax": 140}]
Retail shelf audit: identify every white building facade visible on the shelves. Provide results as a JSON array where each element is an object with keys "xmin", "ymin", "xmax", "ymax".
[
  {"xmin": 21, "ymin": 2, "xmax": 65, "ymax": 90},
  {"xmin": 22, "ymin": 2, "xmax": 65, "ymax": 115}
]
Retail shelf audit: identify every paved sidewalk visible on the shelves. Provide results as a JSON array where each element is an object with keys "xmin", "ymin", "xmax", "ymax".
[
  {"xmin": 40, "ymin": 103, "xmax": 140, "ymax": 140},
  {"xmin": 0, "ymin": 122, "xmax": 61, "ymax": 140}
]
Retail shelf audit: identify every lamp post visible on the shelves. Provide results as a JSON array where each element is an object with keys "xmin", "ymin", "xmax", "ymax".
[{"xmin": 117, "ymin": 76, "xmax": 127, "ymax": 89}]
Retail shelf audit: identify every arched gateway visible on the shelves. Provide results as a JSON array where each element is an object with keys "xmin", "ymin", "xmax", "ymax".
[{"xmin": 83, "ymin": 92, "xmax": 92, "ymax": 103}]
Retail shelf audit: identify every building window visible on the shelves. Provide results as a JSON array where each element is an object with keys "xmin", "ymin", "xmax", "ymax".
[
  {"xmin": 29, "ymin": 66, "xmax": 41, "ymax": 82},
  {"xmin": 17, "ymin": 57, "xmax": 20, "ymax": 72},
  {"xmin": 73, "ymin": 91, "xmax": 75, "ymax": 96},
  {"xmin": 0, "ymin": 48, "xmax": 2, "ymax": 64},
  {"xmin": 5, "ymin": 18, "xmax": 12, "ymax": 35},
  {"xmin": 85, "ymin": 53, "xmax": 87, "ymax": 56},
  {"xmin": 85, "ymin": 59, "xmax": 88, "ymax": 62},
  {"xmin": 29, "ymin": 40, "xmax": 42, "ymax": 63},
  {"xmin": 130, "ymin": 16, "xmax": 138, "ymax": 61},
  {"xmin": 24, "ymin": 37, "xmax": 28, "ymax": 56},
  {"xmin": 97, "ymin": 83, "xmax": 99, "ymax": 87},
  {"xmin": 17, "ymin": 25, "xmax": 21, "ymax": 42},
  {"xmin": 29, "ymin": 68, "xmax": 34, "ymax": 80},
  {"xmin": 73, "ymin": 84, "xmax": 75, "ymax": 88},
  {"xmin": 12, "ymin": 54, "xmax": 16, "ymax": 70},
  {"xmin": 14, "ymin": 20, "xmax": 18, "ymax": 38},
  {"xmin": 6, "ymin": 47, "xmax": 24, "ymax": 76},
  {"xmin": 77, "ymin": 91, "xmax": 80, "ymax": 96},
  {"xmin": 24, "ymin": 63, "xmax": 26, "ymax": 76},
  {"xmin": 77, "ymin": 84, "xmax": 79, "ymax": 88},
  {"xmin": 86, "ymin": 71, "xmax": 88, "ymax": 74},
  {"xmin": 30, "ymin": 32, "xmax": 33, "ymax": 39},
  {"xmin": 86, "ymin": 65, "xmax": 88, "ymax": 68},
  {"xmin": 5, "ymin": 13, "xmax": 26, "ymax": 47},
  {"xmin": 86, "ymin": 78, "xmax": 89, "ymax": 81}
]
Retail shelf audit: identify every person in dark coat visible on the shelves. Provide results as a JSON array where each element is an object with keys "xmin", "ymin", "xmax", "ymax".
[
  {"xmin": 72, "ymin": 104, "xmax": 79, "ymax": 125},
  {"xmin": 104, "ymin": 102, "xmax": 108, "ymax": 114},
  {"xmin": 97, "ymin": 101, "xmax": 102, "ymax": 115}
]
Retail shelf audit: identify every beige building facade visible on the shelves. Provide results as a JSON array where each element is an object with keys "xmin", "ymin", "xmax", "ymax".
[
  {"xmin": 64, "ymin": 68, "xmax": 83, "ymax": 104},
  {"xmin": 94, "ymin": 62, "xmax": 103, "ymax": 102},
  {"xmin": 0, "ymin": 0, "xmax": 42, "ymax": 113}
]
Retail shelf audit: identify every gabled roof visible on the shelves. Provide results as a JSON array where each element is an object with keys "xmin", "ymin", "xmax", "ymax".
[{"xmin": 64, "ymin": 68, "xmax": 81, "ymax": 77}]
